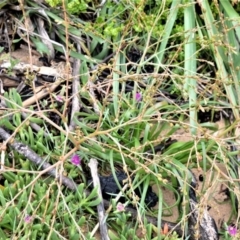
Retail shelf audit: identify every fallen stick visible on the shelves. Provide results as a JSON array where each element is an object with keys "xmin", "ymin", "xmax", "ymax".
[
  {"xmin": 22, "ymin": 79, "xmax": 63, "ymax": 107},
  {"xmin": 88, "ymin": 158, "xmax": 110, "ymax": 240},
  {"xmin": 69, "ymin": 41, "xmax": 81, "ymax": 132},
  {"xmin": 0, "ymin": 62, "xmax": 58, "ymax": 77}
]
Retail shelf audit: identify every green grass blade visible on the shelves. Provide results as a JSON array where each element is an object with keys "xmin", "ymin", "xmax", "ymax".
[
  {"xmin": 154, "ymin": 0, "xmax": 181, "ymax": 68},
  {"xmin": 184, "ymin": 1, "xmax": 197, "ymax": 135},
  {"xmin": 200, "ymin": 1, "xmax": 239, "ymax": 119}
]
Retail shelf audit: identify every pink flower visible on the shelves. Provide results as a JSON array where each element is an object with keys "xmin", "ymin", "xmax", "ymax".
[
  {"xmin": 24, "ymin": 215, "xmax": 32, "ymax": 224},
  {"xmin": 116, "ymin": 202, "xmax": 125, "ymax": 212},
  {"xmin": 228, "ymin": 225, "xmax": 237, "ymax": 236},
  {"xmin": 71, "ymin": 154, "xmax": 81, "ymax": 165},
  {"xmin": 55, "ymin": 95, "xmax": 64, "ymax": 102},
  {"xmin": 135, "ymin": 92, "xmax": 142, "ymax": 102}
]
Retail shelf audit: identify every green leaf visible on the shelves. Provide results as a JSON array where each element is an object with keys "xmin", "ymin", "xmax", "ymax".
[
  {"xmin": 108, "ymin": 230, "xmax": 119, "ymax": 240},
  {"xmin": 78, "ymin": 216, "xmax": 86, "ymax": 226},
  {"xmin": 0, "ymin": 0, "xmax": 8, "ymax": 8},
  {"xmin": 87, "ymin": 197, "xmax": 101, "ymax": 207},
  {"xmin": 0, "ymin": 190, "xmax": 6, "ymax": 206},
  {"xmin": 0, "ymin": 228, "xmax": 7, "ymax": 239},
  {"xmin": 31, "ymin": 37, "xmax": 50, "ymax": 56},
  {"xmin": 154, "ymin": 0, "xmax": 181, "ymax": 68},
  {"xmin": 86, "ymin": 186, "xmax": 99, "ymax": 200},
  {"xmin": 0, "ymin": 117, "xmax": 15, "ymax": 130}
]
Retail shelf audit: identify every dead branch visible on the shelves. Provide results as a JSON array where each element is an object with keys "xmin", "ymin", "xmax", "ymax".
[
  {"xmin": 69, "ymin": 41, "xmax": 81, "ymax": 132},
  {"xmin": 88, "ymin": 158, "xmax": 110, "ymax": 240},
  {"xmin": 22, "ymin": 79, "xmax": 63, "ymax": 107}
]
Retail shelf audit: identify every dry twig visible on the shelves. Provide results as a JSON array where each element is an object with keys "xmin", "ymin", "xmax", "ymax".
[
  {"xmin": 88, "ymin": 158, "xmax": 110, "ymax": 240},
  {"xmin": 69, "ymin": 41, "xmax": 81, "ymax": 132}
]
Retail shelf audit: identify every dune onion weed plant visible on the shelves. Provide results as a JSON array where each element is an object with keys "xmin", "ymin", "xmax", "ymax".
[{"xmin": 0, "ymin": 0, "xmax": 240, "ymax": 239}]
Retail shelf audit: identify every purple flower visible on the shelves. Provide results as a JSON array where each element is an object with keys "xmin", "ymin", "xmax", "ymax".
[
  {"xmin": 116, "ymin": 202, "xmax": 125, "ymax": 212},
  {"xmin": 228, "ymin": 225, "xmax": 237, "ymax": 236},
  {"xmin": 135, "ymin": 92, "xmax": 142, "ymax": 102},
  {"xmin": 55, "ymin": 95, "xmax": 64, "ymax": 102},
  {"xmin": 24, "ymin": 215, "xmax": 32, "ymax": 224},
  {"xmin": 71, "ymin": 154, "xmax": 81, "ymax": 165}
]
